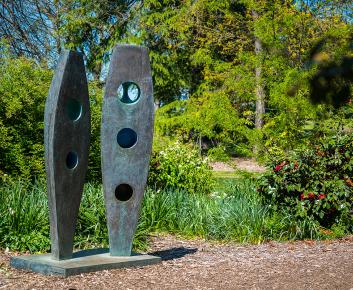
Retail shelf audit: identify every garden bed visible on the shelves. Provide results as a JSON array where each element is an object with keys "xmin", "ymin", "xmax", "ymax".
[{"xmin": 1, "ymin": 234, "xmax": 353, "ymax": 289}]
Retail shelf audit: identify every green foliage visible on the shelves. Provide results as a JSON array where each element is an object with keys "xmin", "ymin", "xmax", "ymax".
[
  {"xmin": 259, "ymin": 134, "xmax": 353, "ymax": 231},
  {"xmin": 142, "ymin": 179, "xmax": 270, "ymax": 243},
  {"xmin": 145, "ymin": 171, "xmax": 351, "ymax": 242},
  {"xmin": 0, "ymin": 179, "xmax": 147, "ymax": 252},
  {"xmin": 207, "ymin": 146, "xmax": 230, "ymax": 162},
  {"xmin": 135, "ymin": 0, "xmax": 257, "ymax": 153},
  {"xmin": 86, "ymin": 82, "xmax": 104, "ymax": 182},
  {"xmin": 154, "ymin": 91, "xmax": 258, "ymax": 157},
  {"xmin": 2, "ymin": 1, "xmax": 352, "ymax": 180},
  {"xmin": 74, "ymin": 183, "xmax": 108, "ymax": 249},
  {"xmin": 2, "ymin": 176, "xmax": 351, "ymax": 253},
  {"xmin": 0, "ymin": 179, "xmax": 50, "ymax": 252},
  {"xmin": 148, "ymin": 142, "xmax": 214, "ymax": 194},
  {"xmin": 135, "ymin": 0, "xmax": 353, "ymax": 157},
  {"xmin": 60, "ymin": 0, "xmax": 137, "ymax": 78},
  {"xmin": 309, "ymin": 35, "xmax": 353, "ymax": 108},
  {"xmin": 0, "ymin": 53, "xmax": 104, "ymax": 181},
  {"xmin": 0, "ymin": 55, "xmax": 52, "ymax": 180}
]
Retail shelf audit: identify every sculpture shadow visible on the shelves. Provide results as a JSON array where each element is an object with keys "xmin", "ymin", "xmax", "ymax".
[
  {"xmin": 72, "ymin": 248, "xmax": 109, "ymax": 258},
  {"xmin": 71, "ymin": 247, "xmax": 197, "ymax": 261},
  {"xmin": 149, "ymin": 247, "xmax": 198, "ymax": 261}
]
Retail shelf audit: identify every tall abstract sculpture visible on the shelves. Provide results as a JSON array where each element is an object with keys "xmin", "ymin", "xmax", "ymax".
[
  {"xmin": 44, "ymin": 50, "xmax": 90, "ymax": 260},
  {"xmin": 10, "ymin": 45, "xmax": 160, "ymax": 277},
  {"xmin": 101, "ymin": 45, "xmax": 154, "ymax": 256}
]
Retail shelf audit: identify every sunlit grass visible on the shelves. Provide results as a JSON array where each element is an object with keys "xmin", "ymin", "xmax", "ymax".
[
  {"xmin": 212, "ymin": 171, "xmax": 237, "ymax": 179},
  {"xmin": 0, "ymin": 177, "xmax": 330, "ymax": 253}
]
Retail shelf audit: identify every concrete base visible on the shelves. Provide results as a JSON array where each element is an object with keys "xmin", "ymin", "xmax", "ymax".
[{"xmin": 10, "ymin": 248, "xmax": 161, "ymax": 277}]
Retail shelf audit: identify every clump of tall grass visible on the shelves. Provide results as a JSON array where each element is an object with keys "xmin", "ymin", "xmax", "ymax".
[
  {"xmin": 0, "ymin": 180, "xmax": 50, "ymax": 252},
  {"xmin": 141, "ymin": 179, "xmax": 325, "ymax": 243},
  {"xmin": 0, "ymin": 180, "xmax": 155, "ymax": 252},
  {"xmin": 0, "ymin": 178, "xmax": 328, "ymax": 253},
  {"xmin": 142, "ymin": 179, "xmax": 269, "ymax": 243}
]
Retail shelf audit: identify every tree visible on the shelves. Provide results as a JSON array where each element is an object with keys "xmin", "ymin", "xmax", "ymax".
[
  {"xmin": 135, "ymin": 0, "xmax": 352, "ymax": 156},
  {"xmin": 0, "ymin": 0, "xmax": 63, "ymax": 62},
  {"xmin": 60, "ymin": 0, "xmax": 138, "ymax": 79},
  {"xmin": 0, "ymin": 0, "xmax": 139, "ymax": 77}
]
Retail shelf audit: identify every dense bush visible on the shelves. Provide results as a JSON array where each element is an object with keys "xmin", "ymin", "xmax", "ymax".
[
  {"xmin": 0, "ymin": 56, "xmax": 52, "ymax": 180},
  {"xmin": 148, "ymin": 142, "xmax": 214, "ymax": 194},
  {"xmin": 0, "ymin": 55, "xmax": 104, "ymax": 182},
  {"xmin": 259, "ymin": 134, "xmax": 353, "ymax": 230},
  {"xmin": 207, "ymin": 146, "xmax": 230, "ymax": 162}
]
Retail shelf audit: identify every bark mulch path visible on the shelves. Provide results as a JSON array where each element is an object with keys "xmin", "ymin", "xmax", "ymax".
[
  {"xmin": 1, "ymin": 235, "xmax": 353, "ymax": 289},
  {"xmin": 210, "ymin": 158, "xmax": 266, "ymax": 173}
]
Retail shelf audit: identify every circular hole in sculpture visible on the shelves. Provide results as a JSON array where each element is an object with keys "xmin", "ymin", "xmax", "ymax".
[
  {"xmin": 115, "ymin": 184, "xmax": 133, "ymax": 202},
  {"xmin": 67, "ymin": 98, "xmax": 82, "ymax": 121},
  {"xmin": 117, "ymin": 128, "xmax": 137, "ymax": 148},
  {"xmin": 117, "ymin": 82, "xmax": 140, "ymax": 104},
  {"xmin": 66, "ymin": 151, "xmax": 78, "ymax": 169}
]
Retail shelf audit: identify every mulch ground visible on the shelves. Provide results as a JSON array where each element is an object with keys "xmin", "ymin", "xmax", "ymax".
[
  {"xmin": 210, "ymin": 158, "xmax": 266, "ymax": 173},
  {"xmin": 1, "ymin": 235, "xmax": 353, "ymax": 289}
]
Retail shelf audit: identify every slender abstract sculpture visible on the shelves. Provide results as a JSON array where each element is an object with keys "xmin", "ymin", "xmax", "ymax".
[
  {"xmin": 11, "ymin": 46, "xmax": 159, "ymax": 276},
  {"xmin": 44, "ymin": 50, "xmax": 90, "ymax": 260},
  {"xmin": 101, "ymin": 45, "xmax": 154, "ymax": 256}
]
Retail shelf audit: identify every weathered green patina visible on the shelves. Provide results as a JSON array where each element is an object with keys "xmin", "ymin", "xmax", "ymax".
[
  {"xmin": 44, "ymin": 50, "xmax": 91, "ymax": 260},
  {"xmin": 101, "ymin": 45, "xmax": 154, "ymax": 256},
  {"xmin": 10, "ymin": 249, "xmax": 161, "ymax": 277}
]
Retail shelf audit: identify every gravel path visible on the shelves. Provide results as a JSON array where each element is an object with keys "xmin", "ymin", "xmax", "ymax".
[{"xmin": 1, "ymin": 235, "xmax": 353, "ymax": 289}]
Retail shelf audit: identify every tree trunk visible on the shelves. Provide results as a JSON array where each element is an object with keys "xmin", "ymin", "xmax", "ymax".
[
  {"xmin": 252, "ymin": 10, "xmax": 266, "ymax": 130},
  {"xmin": 53, "ymin": 1, "xmax": 62, "ymax": 55}
]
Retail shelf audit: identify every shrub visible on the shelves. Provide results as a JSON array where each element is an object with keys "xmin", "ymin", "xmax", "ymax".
[
  {"xmin": 0, "ymin": 56, "xmax": 52, "ymax": 180},
  {"xmin": 207, "ymin": 146, "xmax": 230, "ymax": 162},
  {"xmin": 148, "ymin": 142, "xmax": 214, "ymax": 194},
  {"xmin": 258, "ymin": 134, "xmax": 353, "ymax": 230},
  {"xmin": 0, "ymin": 54, "xmax": 104, "ymax": 182}
]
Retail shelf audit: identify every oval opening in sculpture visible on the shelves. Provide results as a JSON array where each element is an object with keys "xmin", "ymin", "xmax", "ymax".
[
  {"xmin": 66, "ymin": 151, "xmax": 78, "ymax": 169},
  {"xmin": 117, "ymin": 82, "xmax": 140, "ymax": 104},
  {"xmin": 115, "ymin": 184, "xmax": 133, "ymax": 202},
  {"xmin": 117, "ymin": 128, "xmax": 137, "ymax": 148},
  {"xmin": 67, "ymin": 98, "xmax": 82, "ymax": 121}
]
